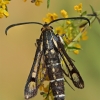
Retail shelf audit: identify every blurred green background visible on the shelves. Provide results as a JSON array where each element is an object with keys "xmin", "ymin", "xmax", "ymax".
[{"xmin": 0, "ymin": 0, "xmax": 100, "ymax": 100}]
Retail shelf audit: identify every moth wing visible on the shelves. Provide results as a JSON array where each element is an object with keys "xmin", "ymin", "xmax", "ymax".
[
  {"xmin": 24, "ymin": 39, "xmax": 47, "ymax": 99},
  {"xmin": 24, "ymin": 55, "xmax": 47, "ymax": 99},
  {"xmin": 57, "ymin": 35, "xmax": 84, "ymax": 89}
]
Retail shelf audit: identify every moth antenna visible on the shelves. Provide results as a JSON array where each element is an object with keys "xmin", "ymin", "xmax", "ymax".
[
  {"xmin": 48, "ymin": 17, "xmax": 90, "ymax": 26},
  {"xmin": 5, "ymin": 22, "xmax": 43, "ymax": 35}
]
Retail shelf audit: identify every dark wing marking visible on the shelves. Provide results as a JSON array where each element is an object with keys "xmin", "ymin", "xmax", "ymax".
[
  {"xmin": 56, "ymin": 35, "xmax": 84, "ymax": 89},
  {"xmin": 24, "ymin": 36, "xmax": 46, "ymax": 99}
]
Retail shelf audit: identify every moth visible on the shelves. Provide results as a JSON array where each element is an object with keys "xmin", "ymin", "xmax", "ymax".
[{"xmin": 5, "ymin": 17, "xmax": 90, "ymax": 100}]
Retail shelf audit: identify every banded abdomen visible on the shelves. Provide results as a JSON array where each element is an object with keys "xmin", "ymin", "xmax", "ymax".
[
  {"xmin": 45, "ymin": 50, "xmax": 65, "ymax": 100},
  {"xmin": 43, "ymin": 30, "xmax": 65, "ymax": 100}
]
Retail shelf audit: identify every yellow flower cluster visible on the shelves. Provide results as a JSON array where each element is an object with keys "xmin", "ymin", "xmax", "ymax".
[
  {"xmin": 43, "ymin": 13, "xmax": 58, "ymax": 23},
  {"xmin": 24, "ymin": 0, "xmax": 43, "ymax": 6},
  {"xmin": 43, "ymin": 5, "xmax": 88, "ymax": 54},
  {"xmin": 0, "ymin": 0, "xmax": 10, "ymax": 18},
  {"xmin": 74, "ymin": 3, "xmax": 82, "ymax": 13},
  {"xmin": 43, "ymin": 9, "xmax": 68, "ymax": 23},
  {"xmin": 61, "ymin": 9, "xmax": 68, "ymax": 18}
]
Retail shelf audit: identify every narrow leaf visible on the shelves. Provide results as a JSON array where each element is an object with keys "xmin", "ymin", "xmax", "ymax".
[
  {"xmin": 90, "ymin": 5, "xmax": 95, "ymax": 14},
  {"xmin": 47, "ymin": 0, "xmax": 50, "ymax": 8},
  {"xmin": 81, "ymin": 11, "xmax": 87, "ymax": 16},
  {"xmin": 68, "ymin": 46, "xmax": 81, "ymax": 50}
]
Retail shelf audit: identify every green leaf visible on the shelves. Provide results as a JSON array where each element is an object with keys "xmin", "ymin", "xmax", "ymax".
[
  {"xmin": 43, "ymin": 93, "xmax": 47, "ymax": 97},
  {"xmin": 81, "ymin": 11, "xmax": 87, "ymax": 16},
  {"xmin": 90, "ymin": 5, "xmax": 95, "ymax": 14},
  {"xmin": 47, "ymin": 0, "xmax": 50, "ymax": 8},
  {"xmin": 67, "ymin": 46, "xmax": 81, "ymax": 50}
]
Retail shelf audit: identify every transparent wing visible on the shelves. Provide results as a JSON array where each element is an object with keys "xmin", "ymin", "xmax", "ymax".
[
  {"xmin": 24, "ymin": 38, "xmax": 47, "ymax": 99},
  {"xmin": 57, "ymin": 35, "xmax": 84, "ymax": 89},
  {"xmin": 24, "ymin": 57, "xmax": 47, "ymax": 99}
]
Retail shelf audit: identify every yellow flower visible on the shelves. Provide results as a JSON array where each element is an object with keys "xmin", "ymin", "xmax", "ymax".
[
  {"xmin": 0, "ymin": 0, "xmax": 9, "ymax": 5},
  {"xmin": 24, "ymin": 0, "xmax": 42, "ymax": 5},
  {"xmin": 74, "ymin": 6, "xmax": 78, "ymax": 11},
  {"xmin": 66, "ymin": 20, "xmax": 71, "ymax": 25},
  {"xmin": 0, "ymin": 13, "xmax": 3, "ymax": 18},
  {"xmin": 43, "ymin": 13, "xmax": 58, "ymax": 23},
  {"xmin": 81, "ymin": 31, "xmax": 88, "ymax": 40},
  {"xmin": 0, "ymin": 8, "xmax": 9, "ymax": 18},
  {"xmin": 55, "ymin": 26, "xmax": 65, "ymax": 35},
  {"xmin": 80, "ymin": 27, "xmax": 88, "ymax": 40},
  {"xmin": 75, "ymin": 43, "xmax": 81, "ymax": 48},
  {"xmin": 68, "ymin": 26, "xmax": 73, "ymax": 30},
  {"xmin": 39, "ymin": 83, "xmax": 44, "ymax": 91},
  {"xmin": 61, "ymin": 10, "xmax": 68, "ymax": 18},
  {"xmin": 68, "ymin": 36, "xmax": 73, "ymax": 42},
  {"xmin": 73, "ymin": 50, "xmax": 79, "ymax": 54},
  {"xmin": 43, "ymin": 86, "xmax": 49, "ymax": 93},
  {"xmin": 39, "ymin": 84, "xmax": 49, "ymax": 93},
  {"xmin": 0, "ymin": 0, "xmax": 10, "ymax": 18},
  {"xmin": 63, "ymin": 38, "xmax": 70, "ymax": 44},
  {"xmin": 73, "ymin": 44, "xmax": 81, "ymax": 54},
  {"xmin": 35, "ymin": 0, "xmax": 43, "ymax": 6},
  {"xmin": 3, "ymin": 9, "xmax": 9, "ymax": 16},
  {"xmin": 74, "ymin": 3, "xmax": 82, "ymax": 13},
  {"xmin": 62, "ymin": 34, "xmax": 73, "ymax": 45},
  {"xmin": 78, "ymin": 3, "xmax": 82, "ymax": 10}
]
